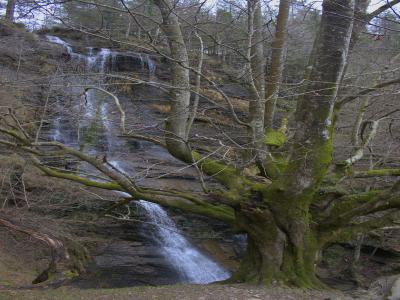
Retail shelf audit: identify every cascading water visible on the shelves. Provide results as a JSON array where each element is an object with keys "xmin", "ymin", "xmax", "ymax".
[
  {"xmin": 137, "ymin": 200, "xmax": 230, "ymax": 284},
  {"xmin": 46, "ymin": 35, "xmax": 87, "ymax": 62},
  {"xmin": 45, "ymin": 36, "xmax": 116, "ymax": 149},
  {"xmin": 46, "ymin": 35, "xmax": 73, "ymax": 54},
  {"xmin": 86, "ymin": 47, "xmax": 96, "ymax": 70},
  {"xmin": 46, "ymin": 35, "xmax": 230, "ymax": 285},
  {"xmin": 98, "ymin": 48, "xmax": 112, "ymax": 73},
  {"xmin": 145, "ymin": 54, "xmax": 157, "ymax": 79}
]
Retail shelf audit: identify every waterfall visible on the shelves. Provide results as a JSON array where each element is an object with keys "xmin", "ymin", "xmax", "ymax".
[
  {"xmin": 45, "ymin": 36, "xmax": 114, "ymax": 147},
  {"xmin": 45, "ymin": 36, "xmax": 157, "ymax": 149},
  {"xmin": 137, "ymin": 200, "xmax": 231, "ymax": 284},
  {"xmin": 46, "ymin": 35, "xmax": 73, "ymax": 54},
  {"xmin": 43, "ymin": 36, "xmax": 230, "ymax": 285},
  {"xmin": 52, "ymin": 116, "xmax": 62, "ymax": 142},
  {"xmin": 86, "ymin": 47, "xmax": 96, "ymax": 71},
  {"xmin": 46, "ymin": 35, "xmax": 87, "ymax": 62},
  {"xmin": 145, "ymin": 54, "xmax": 157, "ymax": 79},
  {"xmin": 98, "ymin": 48, "xmax": 112, "ymax": 73}
]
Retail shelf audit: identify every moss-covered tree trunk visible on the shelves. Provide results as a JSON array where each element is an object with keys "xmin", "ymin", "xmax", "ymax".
[
  {"xmin": 231, "ymin": 0, "xmax": 355, "ymax": 286},
  {"xmin": 232, "ymin": 208, "xmax": 321, "ymax": 287}
]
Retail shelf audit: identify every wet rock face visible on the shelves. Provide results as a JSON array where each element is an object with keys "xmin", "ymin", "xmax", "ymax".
[
  {"xmin": 74, "ymin": 222, "xmax": 182, "ymax": 288},
  {"xmin": 82, "ymin": 49, "xmax": 156, "ymax": 74},
  {"xmin": 112, "ymin": 53, "xmax": 149, "ymax": 73},
  {"xmin": 71, "ymin": 207, "xmax": 243, "ymax": 289},
  {"xmin": 86, "ymin": 241, "xmax": 181, "ymax": 287}
]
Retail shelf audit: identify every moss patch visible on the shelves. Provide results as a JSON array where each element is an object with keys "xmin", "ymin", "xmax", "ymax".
[{"xmin": 264, "ymin": 128, "xmax": 286, "ymax": 147}]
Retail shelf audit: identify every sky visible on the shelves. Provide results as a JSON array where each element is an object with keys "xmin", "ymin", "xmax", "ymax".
[
  {"xmin": 0, "ymin": 0, "xmax": 399, "ymax": 29},
  {"xmin": 205, "ymin": 0, "xmax": 399, "ymax": 13}
]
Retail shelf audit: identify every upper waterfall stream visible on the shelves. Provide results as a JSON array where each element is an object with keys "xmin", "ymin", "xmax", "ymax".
[{"xmin": 45, "ymin": 35, "xmax": 231, "ymax": 285}]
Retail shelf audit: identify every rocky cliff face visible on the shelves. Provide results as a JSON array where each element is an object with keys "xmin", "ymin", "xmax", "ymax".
[{"xmin": 0, "ymin": 23, "xmax": 242, "ymax": 288}]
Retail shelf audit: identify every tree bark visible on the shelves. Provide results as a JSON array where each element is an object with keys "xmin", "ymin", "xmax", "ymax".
[
  {"xmin": 247, "ymin": 0, "xmax": 268, "ymax": 174},
  {"xmin": 350, "ymin": 0, "xmax": 370, "ymax": 49},
  {"xmin": 232, "ymin": 0, "xmax": 355, "ymax": 286},
  {"xmin": 5, "ymin": 0, "xmax": 16, "ymax": 22},
  {"xmin": 153, "ymin": 0, "xmax": 191, "ymax": 162},
  {"xmin": 230, "ymin": 204, "xmax": 321, "ymax": 286},
  {"xmin": 264, "ymin": 0, "xmax": 290, "ymax": 128}
]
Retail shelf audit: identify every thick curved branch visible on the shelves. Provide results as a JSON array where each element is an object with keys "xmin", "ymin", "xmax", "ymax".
[
  {"xmin": 31, "ymin": 157, "xmax": 124, "ymax": 191},
  {"xmin": 0, "ymin": 216, "xmax": 69, "ymax": 284},
  {"xmin": 336, "ymin": 77, "xmax": 400, "ymax": 109},
  {"xmin": 118, "ymin": 133, "xmax": 166, "ymax": 148},
  {"xmin": 345, "ymin": 119, "xmax": 379, "ymax": 165},
  {"xmin": 352, "ymin": 168, "xmax": 400, "ymax": 178},
  {"xmin": 134, "ymin": 191, "xmax": 235, "ymax": 224},
  {"xmin": 367, "ymin": 0, "xmax": 400, "ymax": 21},
  {"xmin": 320, "ymin": 181, "xmax": 400, "ymax": 230},
  {"xmin": 327, "ymin": 210, "xmax": 400, "ymax": 243}
]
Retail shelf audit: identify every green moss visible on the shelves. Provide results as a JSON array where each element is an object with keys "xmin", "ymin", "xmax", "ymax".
[
  {"xmin": 39, "ymin": 165, "xmax": 122, "ymax": 190},
  {"xmin": 192, "ymin": 151, "xmax": 243, "ymax": 189},
  {"xmin": 353, "ymin": 168, "xmax": 400, "ymax": 178},
  {"xmin": 63, "ymin": 270, "xmax": 79, "ymax": 279},
  {"xmin": 316, "ymin": 138, "xmax": 333, "ymax": 167},
  {"xmin": 65, "ymin": 239, "xmax": 90, "ymax": 274},
  {"xmin": 264, "ymin": 128, "xmax": 286, "ymax": 147},
  {"xmin": 82, "ymin": 121, "xmax": 100, "ymax": 144},
  {"xmin": 80, "ymin": 91, "xmax": 108, "ymax": 144},
  {"xmin": 328, "ymin": 190, "xmax": 382, "ymax": 217},
  {"xmin": 264, "ymin": 156, "xmax": 288, "ymax": 178}
]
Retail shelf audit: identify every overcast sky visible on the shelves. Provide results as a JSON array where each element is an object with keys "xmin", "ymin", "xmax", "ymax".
[{"xmin": 1, "ymin": 0, "xmax": 399, "ymax": 29}]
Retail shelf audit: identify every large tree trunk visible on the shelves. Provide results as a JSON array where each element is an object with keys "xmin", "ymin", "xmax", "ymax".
[
  {"xmin": 231, "ymin": 205, "xmax": 321, "ymax": 287},
  {"xmin": 233, "ymin": 0, "xmax": 355, "ymax": 286}
]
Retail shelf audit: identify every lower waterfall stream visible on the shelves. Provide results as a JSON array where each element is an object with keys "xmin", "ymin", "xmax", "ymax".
[
  {"xmin": 45, "ymin": 35, "xmax": 231, "ymax": 285},
  {"xmin": 137, "ymin": 200, "xmax": 230, "ymax": 284}
]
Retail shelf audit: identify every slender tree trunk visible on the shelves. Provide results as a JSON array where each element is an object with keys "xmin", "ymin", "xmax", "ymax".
[
  {"xmin": 264, "ymin": 0, "xmax": 290, "ymax": 128},
  {"xmin": 153, "ymin": 27, "xmax": 160, "ymax": 44},
  {"xmin": 350, "ymin": 0, "xmax": 370, "ymax": 49},
  {"xmin": 125, "ymin": 18, "xmax": 132, "ymax": 39},
  {"xmin": 153, "ymin": 0, "xmax": 191, "ymax": 162},
  {"xmin": 247, "ymin": 0, "xmax": 268, "ymax": 174},
  {"xmin": 186, "ymin": 31, "xmax": 204, "ymax": 139},
  {"xmin": 5, "ymin": 0, "xmax": 16, "ymax": 22},
  {"xmin": 351, "ymin": 96, "xmax": 369, "ymax": 147},
  {"xmin": 338, "ymin": 0, "xmax": 370, "ymax": 89}
]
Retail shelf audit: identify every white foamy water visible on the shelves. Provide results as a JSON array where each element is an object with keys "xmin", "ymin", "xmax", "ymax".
[
  {"xmin": 137, "ymin": 200, "xmax": 231, "ymax": 284},
  {"xmin": 46, "ymin": 35, "xmax": 73, "ymax": 54}
]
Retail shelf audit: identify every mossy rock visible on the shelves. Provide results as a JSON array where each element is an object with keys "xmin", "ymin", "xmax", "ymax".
[{"xmin": 264, "ymin": 128, "xmax": 286, "ymax": 147}]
